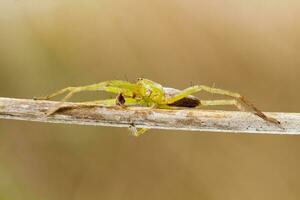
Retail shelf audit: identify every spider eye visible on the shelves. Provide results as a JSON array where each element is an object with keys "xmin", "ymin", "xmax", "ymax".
[{"xmin": 137, "ymin": 78, "xmax": 143, "ymax": 81}]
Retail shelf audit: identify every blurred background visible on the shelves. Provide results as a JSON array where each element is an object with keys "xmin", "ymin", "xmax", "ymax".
[{"xmin": 0, "ymin": 0, "xmax": 300, "ymax": 199}]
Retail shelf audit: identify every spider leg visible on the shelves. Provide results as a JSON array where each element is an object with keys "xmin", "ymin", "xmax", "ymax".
[
  {"xmin": 79, "ymin": 98, "xmax": 146, "ymax": 106},
  {"xmin": 34, "ymin": 87, "xmax": 75, "ymax": 101},
  {"xmin": 128, "ymin": 124, "xmax": 149, "ymax": 137},
  {"xmin": 199, "ymin": 99, "xmax": 247, "ymax": 111},
  {"xmin": 199, "ymin": 99, "xmax": 280, "ymax": 124},
  {"xmin": 81, "ymin": 99, "xmax": 120, "ymax": 106},
  {"xmin": 165, "ymin": 85, "xmax": 241, "ymax": 103},
  {"xmin": 166, "ymin": 85, "xmax": 280, "ymax": 124},
  {"xmin": 34, "ymin": 80, "xmax": 138, "ymax": 115},
  {"xmin": 34, "ymin": 80, "xmax": 136, "ymax": 100},
  {"xmin": 53, "ymin": 98, "xmax": 146, "ymax": 114}
]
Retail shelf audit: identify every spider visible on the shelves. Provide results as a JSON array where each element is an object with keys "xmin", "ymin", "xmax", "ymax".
[{"xmin": 34, "ymin": 78, "xmax": 280, "ymax": 136}]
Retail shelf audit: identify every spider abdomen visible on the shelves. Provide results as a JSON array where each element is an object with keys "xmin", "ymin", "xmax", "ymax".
[
  {"xmin": 163, "ymin": 87, "xmax": 200, "ymax": 107},
  {"xmin": 168, "ymin": 97, "xmax": 200, "ymax": 107}
]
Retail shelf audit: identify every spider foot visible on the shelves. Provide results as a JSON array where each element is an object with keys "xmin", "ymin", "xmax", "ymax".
[{"xmin": 128, "ymin": 123, "xmax": 149, "ymax": 136}]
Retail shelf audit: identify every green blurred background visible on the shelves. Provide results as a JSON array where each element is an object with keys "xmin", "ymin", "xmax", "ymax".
[{"xmin": 0, "ymin": 0, "xmax": 300, "ymax": 199}]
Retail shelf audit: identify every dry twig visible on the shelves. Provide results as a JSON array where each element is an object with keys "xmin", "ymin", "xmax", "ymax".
[{"xmin": 0, "ymin": 97, "xmax": 299, "ymax": 135}]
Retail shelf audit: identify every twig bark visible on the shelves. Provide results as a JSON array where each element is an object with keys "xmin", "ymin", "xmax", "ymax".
[{"xmin": 0, "ymin": 97, "xmax": 299, "ymax": 134}]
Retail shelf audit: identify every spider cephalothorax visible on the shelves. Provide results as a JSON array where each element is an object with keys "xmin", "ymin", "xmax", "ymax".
[{"xmin": 136, "ymin": 78, "xmax": 165, "ymax": 105}]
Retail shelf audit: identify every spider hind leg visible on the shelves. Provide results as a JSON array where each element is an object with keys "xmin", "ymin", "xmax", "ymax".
[{"xmin": 165, "ymin": 85, "xmax": 280, "ymax": 124}]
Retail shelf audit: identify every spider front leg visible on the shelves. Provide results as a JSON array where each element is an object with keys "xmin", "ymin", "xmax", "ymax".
[
  {"xmin": 34, "ymin": 80, "xmax": 137, "ymax": 115},
  {"xmin": 34, "ymin": 87, "xmax": 78, "ymax": 101},
  {"xmin": 36, "ymin": 86, "xmax": 87, "ymax": 115},
  {"xmin": 78, "ymin": 97, "xmax": 147, "ymax": 107},
  {"xmin": 166, "ymin": 85, "xmax": 280, "ymax": 124}
]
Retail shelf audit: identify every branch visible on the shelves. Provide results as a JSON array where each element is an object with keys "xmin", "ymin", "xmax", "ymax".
[{"xmin": 0, "ymin": 97, "xmax": 299, "ymax": 135}]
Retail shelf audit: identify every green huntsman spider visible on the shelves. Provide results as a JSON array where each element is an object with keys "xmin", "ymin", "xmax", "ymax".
[{"xmin": 34, "ymin": 78, "xmax": 280, "ymax": 136}]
